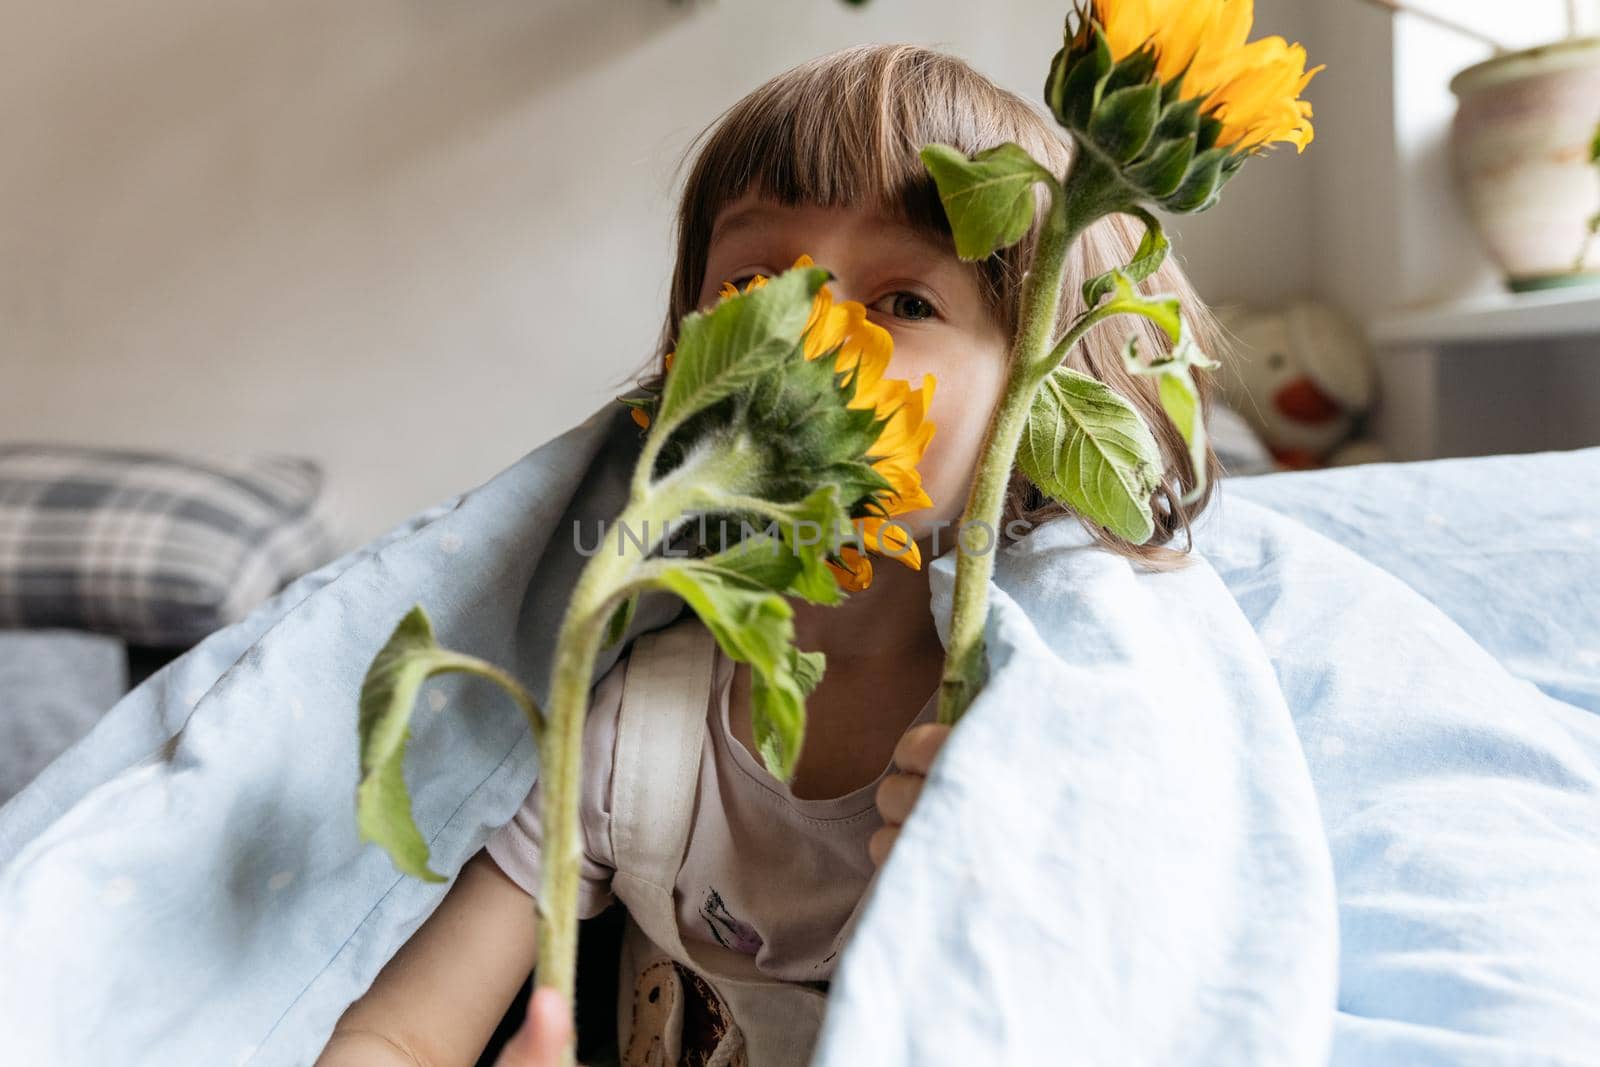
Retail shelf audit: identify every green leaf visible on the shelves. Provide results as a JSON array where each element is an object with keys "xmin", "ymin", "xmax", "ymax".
[
  {"xmin": 770, "ymin": 486, "xmax": 854, "ymax": 605},
  {"xmin": 919, "ymin": 142, "xmax": 1060, "ymax": 260},
  {"xmin": 1016, "ymin": 367, "xmax": 1162, "ymax": 543},
  {"xmin": 790, "ymin": 646, "xmax": 826, "ymax": 696},
  {"xmin": 695, "ymin": 483, "xmax": 853, "ymax": 607},
  {"xmin": 1095, "ymin": 268, "xmax": 1182, "ymax": 341},
  {"xmin": 637, "ymin": 484, "xmax": 857, "ymax": 780},
  {"xmin": 1158, "ymin": 370, "xmax": 1205, "ymax": 504},
  {"xmin": 1589, "ymin": 120, "xmax": 1599, "ymax": 164},
  {"xmin": 651, "ymin": 562, "xmax": 811, "ymax": 780},
  {"xmin": 357, "ymin": 605, "xmax": 542, "ymax": 883},
  {"xmin": 1083, "ymin": 210, "xmax": 1169, "ymax": 307},
  {"xmin": 1122, "ymin": 325, "xmax": 1221, "ymax": 506},
  {"xmin": 1089, "ymin": 83, "xmax": 1162, "ymax": 165},
  {"xmin": 656, "ymin": 265, "xmax": 829, "ymax": 430}
]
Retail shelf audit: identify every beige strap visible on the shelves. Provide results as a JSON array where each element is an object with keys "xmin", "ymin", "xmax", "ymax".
[
  {"xmin": 609, "ymin": 614, "xmax": 830, "ymax": 1067},
  {"xmin": 610, "ymin": 615, "xmax": 716, "ymax": 958}
]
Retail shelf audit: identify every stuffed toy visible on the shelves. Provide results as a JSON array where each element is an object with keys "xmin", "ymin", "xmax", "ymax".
[{"xmin": 1216, "ymin": 300, "xmax": 1387, "ymax": 470}]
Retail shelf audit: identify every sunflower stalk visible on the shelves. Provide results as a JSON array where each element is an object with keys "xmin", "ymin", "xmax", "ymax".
[
  {"xmin": 931, "ymin": 1, "xmax": 1318, "ymax": 725},
  {"xmin": 931, "ymin": 149, "xmax": 1190, "ymax": 725},
  {"xmin": 936, "ymin": 153, "xmax": 1100, "ymax": 720},
  {"xmin": 531, "ymin": 444, "xmax": 743, "ymax": 1008}
]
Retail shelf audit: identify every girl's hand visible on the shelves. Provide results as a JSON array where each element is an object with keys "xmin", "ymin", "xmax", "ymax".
[
  {"xmin": 869, "ymin": 723, "xmax": 952, "ymax": 867},
  {"xmin": 495, "ymin": 987, "xmax": 580, "ymax": 1067}
]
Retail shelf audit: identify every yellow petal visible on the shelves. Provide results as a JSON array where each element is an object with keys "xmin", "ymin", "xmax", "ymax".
[
  {"xmin": 860, "ymin": 516, "xmax": 923, "ymax": 571},
  {"xmin": 1087, "ymin": 0, "xmax": 1319, "ymax": 154},
  {"xmin": 827, "ymin": 546, "xmax": 874, "ymax": 592}
]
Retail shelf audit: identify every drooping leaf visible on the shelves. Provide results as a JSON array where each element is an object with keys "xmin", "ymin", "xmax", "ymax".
[
  {"xmin": 919, "ymin": 142, "xmax": 1060, "ymax": 260},
  {"xmin": 1122, "ymin": 325, "xmax": 1221, "ymax": 505},
  {"xmin": 656, "ymin": 266, "xmax": 830, "ymax": 431},
  {"xmin": 1083, "ymin": 209, "xmax": 1169, "ymax": 307},
  {"xmin": 692, "ymin": 482, "xmax": 853, "ymax": 607},
  {"xmin": 357, "ymin": 605, "xmax": 542, "ymax": 882},
  {"xmin": 651, "ymin": 561, "xmax": 811, "ymax": 781},
  {"xmin": 765, "ymin": 485, "xmax": 854, "ymax": 606},
  {"xmin": 635, "ymin": 485, "xmax": 847, "ymax": 779},
  {"xmin": 790, "ymin": 646, "xmax": 826, "ymax": 696},
  {"xmin": 1158, "ymin": 371, "xmax": 1205, "ymax": 503},
  {"xmin": 1016, "ymin": 367, "xmax": 1162, "ymax": 543},
  {"xmin": 1090, "ymin": 268, "xmax": 1182, "ymax": 341}
]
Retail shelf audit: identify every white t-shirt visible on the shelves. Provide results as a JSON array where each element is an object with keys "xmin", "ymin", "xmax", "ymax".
[{"xmin": 485, "ymin": 634, "xmax": 938, "ymax": 984}]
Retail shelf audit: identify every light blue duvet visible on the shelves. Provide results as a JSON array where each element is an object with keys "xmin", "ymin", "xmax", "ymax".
[{"xmin": 2, "ymin": 403, "xmax": 1597, "ymax": 1066}]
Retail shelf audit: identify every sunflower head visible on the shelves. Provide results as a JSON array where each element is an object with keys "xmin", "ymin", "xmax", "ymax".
[
  {"xmin": 1045, "ymin": 0, "xmax": 1322, "ymax": 212},
  {"xmin": 622, "ymin": 255, "xmax": 936, "ymax": 592},
  {"xmin": 719, "ymin": 254, "xmax": 936, "ymax": 592}
]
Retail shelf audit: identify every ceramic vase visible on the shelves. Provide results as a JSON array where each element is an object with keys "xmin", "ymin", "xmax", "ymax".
[{"xmin": 1450, "ymin": 37, "xmax": 1600, "ymax": 292}]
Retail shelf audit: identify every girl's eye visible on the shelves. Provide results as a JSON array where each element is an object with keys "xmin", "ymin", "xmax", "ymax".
[
  {"xmin": 725, "ymin": 272, "xmax": 765, "ymax": 291},
  {"xmin": 870, "ymin": 291, "xmax": 939, "ymax": 322}
]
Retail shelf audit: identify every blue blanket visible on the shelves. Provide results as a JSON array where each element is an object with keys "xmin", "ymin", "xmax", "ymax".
[{"xmin": 2, "ymin": 402, "xmax": 1597, "ymax": 1066}]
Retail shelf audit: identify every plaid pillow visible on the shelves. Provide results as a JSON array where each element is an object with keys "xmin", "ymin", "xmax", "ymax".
[{"xmin": 0, "ymin": 444, "xmax": 342, "ymax": 647}]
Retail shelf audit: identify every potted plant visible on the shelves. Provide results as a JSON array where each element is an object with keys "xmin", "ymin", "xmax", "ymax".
[{"xmin": 1365, "ymin": 0, "xmax": 1600, "ymax": 291}]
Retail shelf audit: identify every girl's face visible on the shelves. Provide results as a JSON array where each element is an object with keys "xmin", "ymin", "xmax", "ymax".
[{"xmin": 696, "ymin": 191, "xmax": 1011, "ymax": 538}]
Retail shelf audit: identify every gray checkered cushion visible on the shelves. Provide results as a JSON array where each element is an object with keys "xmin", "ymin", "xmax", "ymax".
[{"xmin": 0, "ymin": 444, "xmax": 342, "ymax": 647}]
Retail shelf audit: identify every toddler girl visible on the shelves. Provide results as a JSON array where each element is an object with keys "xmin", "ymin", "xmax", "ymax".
[{"xmin": 318, "ymin": 40, "xmax": 1219, "ymax": 1067}]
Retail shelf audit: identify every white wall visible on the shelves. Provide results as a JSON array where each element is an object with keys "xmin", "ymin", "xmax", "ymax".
[
  {"xmin": 0, "ymin": 0, "xmax": 1397, "ymax": 549},
  {"xmin": 0, "ymin": 0, "xmax": 1012, "ymax": 549},
  {"xmin": 1161, "ymin": 0, "xmax": 1319, "ymax": 311}
]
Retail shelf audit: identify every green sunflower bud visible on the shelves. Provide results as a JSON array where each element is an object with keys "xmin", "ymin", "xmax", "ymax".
[{"xmin": 1044, "ymin": 18, "xmax": 1244, "ymax": 214}]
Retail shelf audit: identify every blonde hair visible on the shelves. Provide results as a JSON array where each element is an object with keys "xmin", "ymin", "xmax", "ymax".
[{"xmin": 632, "ymin": 43, "xmax": 1224, "ymax": 567}]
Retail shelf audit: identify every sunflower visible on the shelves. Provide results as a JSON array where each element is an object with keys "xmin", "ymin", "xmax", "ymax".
[
  {"xmin": 1087, "ymin": 0, "xmax": 1321, "ymax": 153},
  {"xmin": 716, "ymin": 254, "xmax": 935, "ymax": 592}
]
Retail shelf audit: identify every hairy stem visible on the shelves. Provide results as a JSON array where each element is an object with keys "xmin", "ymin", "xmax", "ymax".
[
  {"xmin": 935, "ymin": 154, "xmax": 1110, "ymax": 726},
  {"xmin": 532, "ymin": 441, "xmax": 749, "ymax": 1066},
  {"xmin": 534, "ymin": 550, "xmax": 620, "ymax": 1024}
]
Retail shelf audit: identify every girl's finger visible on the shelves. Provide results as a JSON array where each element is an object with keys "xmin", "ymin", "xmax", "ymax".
[
  {"xmin": 892, "ymin": 723, "xmax": 951, "ymax": 776},
  {"xmin": 867, "ymin": 824, "xmax": 899, "ymax": 867},
  {"xmin": 874, "ymin": 771, "xmax": 923, "ymax": 825}
]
